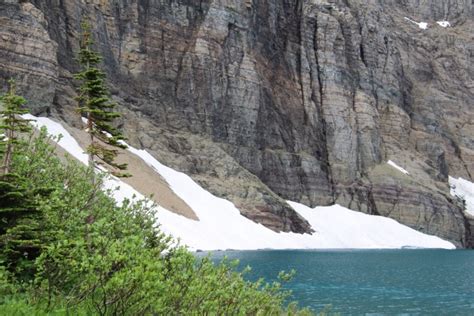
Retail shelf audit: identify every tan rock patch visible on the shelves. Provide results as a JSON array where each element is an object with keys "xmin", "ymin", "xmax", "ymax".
[{"xmin": 54, "ymin": 125, "xmax": 198, "ymax": 221}]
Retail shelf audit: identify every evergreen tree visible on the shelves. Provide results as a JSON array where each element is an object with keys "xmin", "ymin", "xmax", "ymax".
[
  {"xmin": 0, "ymin": 80, "xmax": 44, "ymax": 278},
  {"xmin": 0, "ymin": 174, "xmax": 42, "ymax": 279},
  {"xmin": 0, "ymin": 79, "xmax": 32, "ymax": 176},
  {"xmin": 74, "ymin": 20, "xmax": 128, "ymax": 179}
]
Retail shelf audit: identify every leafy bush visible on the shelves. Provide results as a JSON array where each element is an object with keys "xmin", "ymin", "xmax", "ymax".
[{"xmin": 0, "ymin": 128, "xmax": 312, "ymax": 315}]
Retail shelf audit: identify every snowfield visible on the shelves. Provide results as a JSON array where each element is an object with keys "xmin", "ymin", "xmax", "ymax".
[
  {"xmin": 22, "ymin": 115, "xmax": 456, "ymax": 250},
  {"xmin": 449, "ymin": 176, "xmax": 474, "ymax": 216},
  {"xmin": 404, "ymin": 17, "xmax": 428, "ymax": 30},
  {"xmin": 436, "ymin": 21, "xmax": 451, "ymax": 27},
  {"xmin": 387, "ymin": 160, "xmax": 409, "ymax": 175},
  {"xmin": 403, "ymin": 18, "xmax": 451, "ymax": 30}
]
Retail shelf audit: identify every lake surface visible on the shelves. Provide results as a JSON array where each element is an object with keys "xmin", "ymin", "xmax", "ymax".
[{"xmin": 203, "ymin": 249, "xmax": 474, "ymax": 315}]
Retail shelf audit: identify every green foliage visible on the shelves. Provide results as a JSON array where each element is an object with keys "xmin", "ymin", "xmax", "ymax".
[
  {"xmin": 0, "ymin": 129, "xmax": 312, "ymax": 315},
  {"xmin": 0, "ymin": 82, "xmax": 48, "ymax": 280},
  {"xmin": 74, "ymin": 20, "xmax": 128, "ymax": 176},
  {"xmin": 0, "ymin": 264, "xmax": 17, "ymax": 300},
  {"xmin": 0, "ymin": 173, "xmax": 44, "ymax": 279},
  {"xmin": 0, "ymin": 79, "xmax": 33, "ymax": 175}
]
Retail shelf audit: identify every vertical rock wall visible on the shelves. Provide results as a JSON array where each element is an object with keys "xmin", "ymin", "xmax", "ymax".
[{"xmin": 0, "ymin": 0, "xmax": 473, "ymax": 246}]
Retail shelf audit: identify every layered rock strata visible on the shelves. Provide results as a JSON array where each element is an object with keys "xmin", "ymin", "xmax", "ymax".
[{"xmin": 0, "ymin": 0, "xmax": 472, "ymax": 246}]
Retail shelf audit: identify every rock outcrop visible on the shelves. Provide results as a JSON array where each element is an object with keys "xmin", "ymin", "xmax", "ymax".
[{"xmin": 0, "ymin": 0, "xmax": 472, "ymax": 247}]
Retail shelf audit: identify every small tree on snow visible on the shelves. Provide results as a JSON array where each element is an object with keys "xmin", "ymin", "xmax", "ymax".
[{"xmin": 75, "ymin": 20, "xmax": 128, "ymax": 181}]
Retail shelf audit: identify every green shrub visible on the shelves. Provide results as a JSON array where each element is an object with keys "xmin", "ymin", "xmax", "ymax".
[{"xmin": 0, "ymin": 128, "xmax": 312, "ymax": 315}]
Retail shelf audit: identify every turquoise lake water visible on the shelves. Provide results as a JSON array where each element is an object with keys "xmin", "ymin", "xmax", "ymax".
[{"xmin": 204, "ymin": 250, "xmax": 474, "ymax": 315}]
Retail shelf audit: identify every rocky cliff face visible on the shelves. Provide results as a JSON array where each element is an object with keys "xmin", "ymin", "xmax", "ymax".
[{"xmin": 1, "ymin": 0, "xmax": 473, "ymax": 247}]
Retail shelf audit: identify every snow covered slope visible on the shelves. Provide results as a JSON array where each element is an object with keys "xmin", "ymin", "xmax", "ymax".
[
  {"xmin": 404, "ymin": 17, "xmax": 428, "ymax": 30},
  {"xmin": 23, "ymin": 115, "xmax": 455, "ymax": 250},
  {"xmin": 449, "ymin": 176, "xmax": 474, "ymax": 216},
  {"xmin": 387, "ymin": 160, "xmax": 409, "ymax": 175}
]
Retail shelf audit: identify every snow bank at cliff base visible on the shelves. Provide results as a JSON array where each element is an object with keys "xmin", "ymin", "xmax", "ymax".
[{"xmin": 23, "ymin": 115, "xmax": 456, "ymax": 250}]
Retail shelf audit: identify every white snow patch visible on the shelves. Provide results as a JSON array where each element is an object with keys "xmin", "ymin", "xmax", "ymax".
[
  {"xmin": 288, "ymin": 202, "xmax": 455, "ymax": 250},
  {"xmin": 418, "ymin": 22, "xmax": 428, "ymax": 30},
  {"xmin": 436, "ymin": 21, "xmax": 451, "ymax": 27},
  {"xmin": 22, "ymin": 115, "xmax": 456, "ymax": 250},
  {"xmin": 387, "ymin": 160, "xmax": 409, "ymax": 175},
  {"xmin": 404, "ymin": 17, "xmax": 428, "ymax": 29},
  {"xmin": 449, "ymin": 176, "xmax": 474, "ymax": 216},
  {"xmin": 23, "ymin": 114, "xmax": 89, "ymax": 165}
]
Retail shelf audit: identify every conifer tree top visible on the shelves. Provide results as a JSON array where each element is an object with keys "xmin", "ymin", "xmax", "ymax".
[
  {"xmin": 0, "ymin": 80, "xmax": 31, "ymax": 128},
  {"xmin": 74, "ymin": 19, "xmax": 128, "ymax": 176},
  {"xmin": 0, "ymin": 79, "xmax": 33, "ymax": 160}
]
